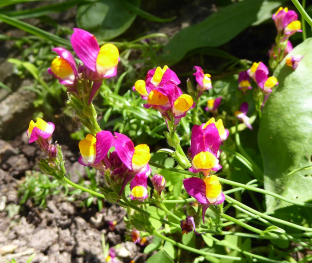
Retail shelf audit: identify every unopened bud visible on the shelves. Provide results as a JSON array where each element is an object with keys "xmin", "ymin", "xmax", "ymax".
[
  {"xmin": 151, "ymin": 174, "xmax": 166, "ymax": 195},
  {"xmin": 48, "ymin": 144, "xmax": 57, "ymax": 159}
]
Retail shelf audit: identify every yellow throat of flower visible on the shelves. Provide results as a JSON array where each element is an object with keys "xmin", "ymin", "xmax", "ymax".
[
  {"xmin": 203, "ymin": 117, "xmax": 226, "ymax": 137},
  {"xmin": 207, "ymin": 99, "xmax": 215, "ymax": 109},
  {"xmin": 79, "ymin": 134, "xmax": 96, "ymax": 158},
  {"xmin": 286, "ymin": 20, "xmax": 301, "ymax": 31},
  {"xmin": 250, "ymin": 62, "xmax": 260, "ymax": 75},
  {"xmin": 51, "ymin": 57, "xmax": 74, "ymax": 79},
  {"xmin": 264, "ymin": 76, "xmax": 278, "ymax": 90},
  {"xmin": 204, "ymin": 175, "xmax": 221, "ymax": 199},
  {"xmin": 28, "ymin": 118, "xmax": 48, "ymax": 135},
  {"xmin": 131, "ymin": 185, "xmax": 147, "ymax": 199},
  {"xmin": 147, "ymin": 90, "xmax": 169, "ymax": 106}
]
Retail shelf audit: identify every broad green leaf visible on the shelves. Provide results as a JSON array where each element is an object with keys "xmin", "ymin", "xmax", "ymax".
[
  {"xmin": 161, "ymin": 0, "xmax": 263, "ymax": 65},
  {"xmin": 76, "ymin": 0, "xmax": 140, "ymax": 40},
  {"xmin": 119, "ymin": 0, "xmax": 176, "ymax": 23},
  {"xmin": 0, "ymin": 14, "xmax": 70, "ymax": 47},
  {"xmin": 144, "ymin": 236, "xmax": 161, "ymax": 254},
  {"xmin": 202, "ymin": 234, "xmax": 213, "ymax": 247},
  {"xmin": 258, "ymin": 38, "xmax": 312, "ymax": 212},
  {"xmin": 164, "ymin": 241, "xmax": 176, "ymax": 259},
  {"xmin": 252, "ymin": 0, "xmax": 288, "ymax": 26},
  {"xmin": 182, "ymin": 232, "xmax": 195, "ymax": 247},
  {"xmin": 147, "ymin": 250, "xmax": 174, "ymax": 263}
]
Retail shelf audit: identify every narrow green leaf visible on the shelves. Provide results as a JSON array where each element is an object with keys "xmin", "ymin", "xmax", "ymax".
[
  {"xmin": 120, "ymin": 0, "xmax": 176, "ymax": 23},
  {"xmin": 147, "ymin": 250, "xmax": 174, "ymax": 263},
  {"xmin": 26, "ymin": 254, "xmax": 36, "ymax": 263},
  {"xmin": 0, "ymin": 0, "xmax": 44, "ymax": 8},
  {"xmin": 0, "ymin": 14, "xmax": 70, "ymax": 47},
  {"xmin": 0, "ymin": 81, "xmax": 11, "ymax": 91},
  {"xmin": 3, "ymin": 0, "xmax": 83, "ymax": 20}
]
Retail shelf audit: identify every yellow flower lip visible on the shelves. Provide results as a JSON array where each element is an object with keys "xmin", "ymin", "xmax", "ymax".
[
  {"xmin": 264, "ymin": 76, "xmax": 278, "ymax": 91},
  {"xmin": 204, "ymin": 175, "xmax": 222, "ymax": 199},
  {"xmin": 131, "ymin": 185, "xmax": 148, "ymax": 199},
  {"xmin": 132, "ymin": 144, "xmax": 151, "ymax": 171},
  {"xmin": 79, "ymin": 134, "xmax": 97, "ymax": 163},
  {"xmin": 96, "ymin": 43, "xmax": 119, "ymax": 75},
  {"xmin": 147, "ymin": 90, "xmax": 169, "ymax": 106},
  {"xmin": 286, "ymin": 20, "xmax": 301, "ymax": 32},
  {"xmin": 203, "ymin": 117, "xmax": 226, "ymax": 137},
  {"xmin": 192, "ymin": 151, "xmax": 217, "ymax": 170},
  {"xmin": 250, "ymin": 62, "xmax": 260, "ymax": 75},
  {"xmin": 207, "ymin": 99, "xmax": 215, "ymax": 109},
  {"xmin": 51, "ymin": 57, "xmax": 75, "ymax": 81},
  {"xmin": 173, "ymin": 94, "xmax": 193, "ymax": 113},
  {"xmin": 134, "ymin": 80, "xmax": 148, "ymax": 96},
  {"xmin": 151, "ymin": 65, "xmax": 168, "ymax": 86},
  {"xmin": 28, "ymin": 118, "xmax": 50, "ymax": 135}
]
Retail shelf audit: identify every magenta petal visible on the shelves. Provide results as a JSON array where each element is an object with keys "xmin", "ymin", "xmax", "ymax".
[
  {"xmin": 202, "ymin": 123, "xmax": 221, "ymax": 155},
  {"xmin": 238, "ymin": 71, "xmax": 249, "ymax": 83},
  {"xmin": 202, "ymin": 205, "xmax": 210, "ymax": 224},
  {"xmin": 130, "ymin": 173, "xmax": 148, "ymax": 189},
  {"xmin": 94, "ymin": 131, "xmax": 115, "ymax": 164},
  {"xmin": 71, "ymin": 28, "xmax": 99, "ymax": 72},
  {"xmin": 29, "ymin": 123, "xmax": 55, "ymax": 143},
  {"xmin": 214, "ymin": 192, "xmax": 225, "ymax": 205},
  {"xmin": 213, "ymin": 97, "xmax": 222, "ymax": 110},
  {"xmin": 159, "ymin": 68, "xmax": 181, "ymax": 86},
  {"xmin": 88, "ymin": 81, "xmax": 102, "ymax": 104},
  {"xmin": 114, "ymin": 133, "xmax": 135, "ymax": 170},
  {"xmin": 240, "ymin": 102, "xmax": 249, "ymax": 115},
  {"xmin": 103, "ymin": 66, "xmax": 117, "ymax": 78},
  {"xmin": 52, "ymin": 47, "xmax": 77, "ymax": 74},
  {"xmin": 183, "ymin": 178, "xmax": 208, "ymax": 205},
  {"xmin": 255, "ymin": 70, "xmax": 268, "ymax": 89},
  {"xmin": 190, "ymin": 125, "xmax": 204, "ymax": 158},
  {"xmin": 28, "ymin": 127, "xmax": 40, "ymax": 143},
  {"xmin": 283, "ymin": 10, "xmax": 298, "ymax": 28}
]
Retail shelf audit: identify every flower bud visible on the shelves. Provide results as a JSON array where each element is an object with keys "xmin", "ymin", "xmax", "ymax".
[
  {"xmin": 48, "ymin": 144, "xmax": 57, "ymax": 159},
  {"xmin": 151, "ymin": 174, "xmax": 166, "ymax": 195}
]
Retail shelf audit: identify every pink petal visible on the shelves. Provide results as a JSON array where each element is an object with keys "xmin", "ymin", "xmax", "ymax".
[
  {"xmin": 94, "ymin": 131, "xmax": 115, "ymax": 164},
  {"xmin": 183, "ymin": 177, "xmax": 208, "ymax": 205},
  {"xmin": 214, "ymin": 192, "xmax": 225, "ymax": 205},
  {"xmin": 283, "ymin": 10, "xmax": 298, "ymax": 28},
  {"xmin": 78, "ymin": 156, "xmax": 90, "ymax": 166},
  {"xmin": 159, "ymin": 68, "xmax": 180, "ymax": 86},
  {"xmin": 202, "ymin": 205, "xmax": 210, "ymax": 224},
  {"xmin": 71, "ymin": 28, "xmax": 99, "ymax": 72},
  {"xmin": 213, "ymin": 97, "xmax": 222, "ymax": 110},
  {"xmin": 114, "ymin": 133, "xmax": 134, "ymax": 170}
]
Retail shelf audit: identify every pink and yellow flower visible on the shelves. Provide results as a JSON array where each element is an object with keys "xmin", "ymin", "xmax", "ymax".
[
  {"xmin": 27, "ymin": 118, "xmax": 55, "ymax": 144},
  {"xmin": 183, "ymin": 175, "xmax": 225, "ymax": 222},
  {"xmin": 238, "ymin": 71, "xmax": 252, "ymax": 93},
  {"xmin": 272, "ymin": 7, "xmax": 289, "ymax": 32},
  {"xmin": 180, "ymin": 216, "xmax": 202, "ymax": 235},
  {"xmin": 48, "ymin": 47, "xmax": 77, "ymax": 90},
  {"xmin": 193, "ymin": 66, "xmax": 212, "ymax": 91},
  {"xmin": 286, "ymin": 55, "xmax": 303, "ymax": 70},
  {"xmin": 247, "ymin": 62, "xmax": 269, "ymax": 81},
  {"xmin": 145, "ymin": 65, "xmax": 180, "ymax": 90},
  {"xmin": 205, "ymin": 97, "xmax": 222, "ymax": 113},
  {"xmin": 189, "ymin": 123, "xmax": 222, "ymax": 176},
  {"xmin": 71, "ymin": 28, "xmax": 119, "ymax": 79},
  {"xmin": 203, "ymin": 117, "xmax": 229, "ymax": 141},
  {"xmin": 235, "ymin": 102, "xmax": 252, "ymax": 130},
  {"xmin": 78, "ymin": 131, "xmax": 115, "ymax": 166},
  {"xmin": 130, "ymin": 173, "xmax": 148, "ymax": 201}
]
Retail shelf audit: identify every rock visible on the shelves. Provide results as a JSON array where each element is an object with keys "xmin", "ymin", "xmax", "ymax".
[
  {"xmin": 0, "ymin": 244, "xmax": 18, "ymax": 256},
  {"xmin": 21, "ymin": 145, "xmax": 37, "ymax": 159},
  {"xmin": 29, "ymin": 228, "xmax": 58, "ymax": 252},
  {"xmin": 4, "ymin": 154, "xmax": 30, "ymax": 177},
  {"xmin": 47, "ymin": 200, "xmax": 61, "ymax": 216},
  {"xmin": 49, "ymin": 252, "xmax": 71, "ymax": 262},
  {"xmin": 74, "ymin": 217, "xmax": 87, "ymax": 231},
  {"xmin": 107, "ymin": 232, "xmax": 121, "ymax": 245},
  {"xmin": 90, "ymin": 212, "xmax": 104, "ymax": 228},
  {"xmin": 0, "ymin": 196, "xmax": 7, "ymax": 211},
  {"xmin": 0, "ymin": 140, "xmax": 17, "ymax": 163},
  {"xmin": 0, "ymin": 87, "xmax": 36, "ymax": 140},
  {"xmin": 67, "ymin": 161, "xmax": 87, "ymax": 183},
  {"xmin": 58, "ymin": 202, "xmax": 75, "ymax": 216},
  {"xmin": 115, "ymin": 246, "xmax": 131, "ymax": 258}
]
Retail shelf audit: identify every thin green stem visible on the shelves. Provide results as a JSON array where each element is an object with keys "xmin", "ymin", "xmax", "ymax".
[
  {"xmin": 159, "ymin": 203, "xmax": 181, "ymax": 222},
  {"xmin": 226, "ymin": 195, "xmax": 312, "ymax": 232},
  {"xmin": 152, "ymin": 230, "xmax": 242, "ymax": 261},
  {"xmin": 291, "ymin": 0, "xmax": 312, "ymax": 27},
  {"xmin": 222, "ymin": 214, "xmax": 262, "ymax": 234},
  {"xmin": 302, "ymin": 0, "xmax": 307, "ymax": 40}
]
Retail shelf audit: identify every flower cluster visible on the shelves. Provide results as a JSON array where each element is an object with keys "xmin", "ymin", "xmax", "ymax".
[
  {"xmin": 133, "ymin": 66, "xmax": 194, "ymax": 128},
  {"xmin": 49, "ymin": 28, "xmax": 119, "ymax": 104},
  {"xmin": 269, "ymin": 7, "xmax": 302, "ymax": 70},
  {"xmin": 78, "ymin": 131, "xmax": 152, "ymax": 200},
  {"xmin": 183, "ymin": 119, "xmax": 227, "ymax": 225}
]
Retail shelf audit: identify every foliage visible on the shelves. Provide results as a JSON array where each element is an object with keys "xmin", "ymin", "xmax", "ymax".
[{"xmin": 3, "ymin": 0, "xmax": 312, "ymax": 262}]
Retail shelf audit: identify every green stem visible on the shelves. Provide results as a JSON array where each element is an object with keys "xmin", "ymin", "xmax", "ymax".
[
  {"xmin": 226, "ymin": 195, "xmax": 312, "ymax": 232},
  {"xmin": 63, "ymin": 176, "xmax": 105, "ymax": 199},
  {"xmin": 159, "ymin": 203, "xmax": 181, "ymax": 222},
  {"xmin": 302, "ymin": 0, "xmax": 307, "ymax": 41},
  {"xmin": 192, "ymin": 98, "xmax": 201, "ymax": 125},
  {"xmin": 152, "ymin": 230, "xmax": 242, "ymax": 261},
  {"xmin": 291, "ymin": 0, "xmax": 312, "ymax": 27}
]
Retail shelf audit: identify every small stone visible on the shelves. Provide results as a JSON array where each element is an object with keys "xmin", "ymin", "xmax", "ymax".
[
  {"xmin": 0, "ymin": 140, "xmax": 17, "ymax": 162},
  {"xmin": 0, "ymin": 196, "xmax": 7, "ymax": 211},
  {"xmin": 47, "ymin": 200, "xmax": 61, "ymax": 216},
  {"xmin": 115, "ymin": 246, "xmax": 131, "ymax": 258},
  {"xmin": 29, "ymin": 228, "xmax": 58, "ymax": 251},
  {"xmin": 0, "ymin": 244, "xmax": 18, "ymax": 256},
  {"xmin": 21, "ymin": 145, "xmax": 37, "ymax": 159},
  {"xmin": 58, "ymin": 202, "xmax": 75, "ymax": 216}
]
